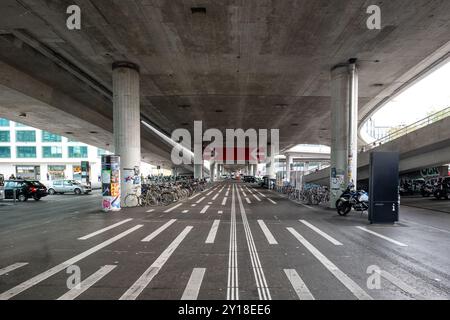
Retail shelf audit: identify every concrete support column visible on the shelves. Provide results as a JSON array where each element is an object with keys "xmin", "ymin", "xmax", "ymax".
[
  {"xmin": 113, "ymin": 61, "xmax": 141, "ymax": 207},
  {"xmin": 210, "ymin": 162, "xmax": 216, "ymax": 182},
  {"xmin": 266, "ymin": 157, "xmax": 275, "ymax": 179},
  {"xmin": 330, "ymin": 59, "xmax": 359, "ymax": 208},
  {"xmin": 194, "ymin": 141, "xmax": 203, "ymax": 179},
  {"xmin": 285, "ymin": 154, "xmax": 292, "ymax": 183},
  {"xmin": 251, "ymin": 164, "xmax": 257, "ymax": 177}
]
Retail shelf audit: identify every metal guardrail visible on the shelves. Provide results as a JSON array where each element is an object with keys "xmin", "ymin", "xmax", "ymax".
[{"xmin": 362, "ymin": 106, "xmax": 450, "ymax": 152}]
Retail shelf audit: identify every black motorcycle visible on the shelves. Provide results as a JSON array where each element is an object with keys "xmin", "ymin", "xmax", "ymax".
[{"xmin": 335, "ymin": 185, "xmax": 369, "ymax": 216}]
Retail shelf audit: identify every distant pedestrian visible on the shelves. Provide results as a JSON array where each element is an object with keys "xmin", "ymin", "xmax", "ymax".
[{"xmin": 9, "ymin": 174, "xmax": 15, "ymax": 180}]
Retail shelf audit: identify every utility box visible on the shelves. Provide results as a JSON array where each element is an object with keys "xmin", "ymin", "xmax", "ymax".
[{"xmin": 369, "ymin": 152, "xmax": 400, "ymax": 224}]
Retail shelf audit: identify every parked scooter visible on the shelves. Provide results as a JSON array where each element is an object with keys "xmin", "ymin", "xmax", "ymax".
[{"xmin": 335, "ymin": 183, "xmax": 369, "ymax": 216}]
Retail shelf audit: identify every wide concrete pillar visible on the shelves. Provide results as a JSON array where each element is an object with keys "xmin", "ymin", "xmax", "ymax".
[
  {"xmin": 251, "ymin": 164, "xmax": 257, "ymax": 177},
  {"xmin": 113, "ymin": 61, "xmax": 141, "ymax": 207},
  {"xmin": 330, "ymin": 59, "xmax": 358, "ymax": 208}
]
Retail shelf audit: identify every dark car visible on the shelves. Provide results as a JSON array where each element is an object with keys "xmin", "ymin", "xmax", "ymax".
[
  {"xmin": 4, "ymin": 180, "xmax": 48, "ymax": 202},
  {"xmin": 243, "ymin": 176, "xmax": 256, "ymax": 183}
]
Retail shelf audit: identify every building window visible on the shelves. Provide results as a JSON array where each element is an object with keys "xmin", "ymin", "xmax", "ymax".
[
  {"xmin": 0, "ymin": 118, "xmax": 10, "ymax": 127},
  {"xmin": 0, "ymin": 131, "xmax": 10, "ymax": 142},
  {"xmin": 16, "ymin": 146, "xmax": 36, "ymax": 158},
  {"xmin": 0, "ymin": 146, "xmax": 11, "ymax": 158},
  {"xmin": 68, "ymin": 146, "xmax": 88, "ymax": 158},
  {"xmin": 48, "ymin": 165, "xmax": 66, "ymax": 180},
  {"xmin": 42, "ymin": 131, "xmax": 62, "ymax": 142},
  {"xmin": 97, "ymin": 148, "xmax": 110, "ymax": 157},
  {"xmin": 42, "ymin": 146, "xmax": 63, "ymax": 158},
  {"xmin": 16, "ymin": 130, "xmax": 36, "ymax": 142}
]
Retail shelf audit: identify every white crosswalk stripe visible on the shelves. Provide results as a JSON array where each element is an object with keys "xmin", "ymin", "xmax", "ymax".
[
  {"xmin": 257, "ymin": 220, "xmax": 278, "ymax": 245},
  {"xmin": 58, "ymin": 265, "xmax": 117, "ymax": 300},
  {"xmin": 120, "ymin": 226, "xmax": 193, "ymax": 300},
  {"xmin": 287, "ymin": 227, "xmax": 372, "ymax": 300},
  {"xmin": 284, "ymin": 269, "xmax": 315, "ymax": 300},
  {"xmin": 299, "ymin": 220, "xmax": 343, "ymax": 246},
  {"xmin": 181, "ymin": 268, "xmax": 206, "ymax": 300},
  {"xmin": 205, "ymin": 220, "xmax": 220, "ymax": 244},
  {"xmin": 78, "ymin": 219, "xmax": 133, "ymax": 240},
  {"xmin": 356, "ymin": 227, "xmax": 408, "ymax": 247},
  {"xmin": 164, "ymin": 203, "xmax": 182, "ymax": 213},
  {"xmin": 0, "ymin": 225, "xmax": 143, "ymax": 300},
  {"xmin": 0, "ymin": 263, "xmax": 28, "ymax": 276},
  {"xmin": 141, "ymin": 220, "xmax": 177, "ymax": 242}
]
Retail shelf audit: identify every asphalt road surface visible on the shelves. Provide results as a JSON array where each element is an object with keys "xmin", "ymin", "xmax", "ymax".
[{"xmin": 0, "ymin": 182, "xmax": 449, "ymax": 300}]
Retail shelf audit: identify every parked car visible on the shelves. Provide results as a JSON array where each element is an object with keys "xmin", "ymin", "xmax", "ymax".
[
  {"xmin": 47, "ymin": 180, "xmax": 92, "ymax": 195},
  {"xmin": 243, "ymin": 176, "xmax": 256, "ymax": 183},
  {"xmin": 4, "ymin": 180, "xmax": 48, "ymax": 201}
]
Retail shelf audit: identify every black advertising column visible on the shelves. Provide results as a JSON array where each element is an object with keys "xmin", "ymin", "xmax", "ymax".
[{"xmin": 369, "ymin": 152, "xmax": 400, "ymax": 224}]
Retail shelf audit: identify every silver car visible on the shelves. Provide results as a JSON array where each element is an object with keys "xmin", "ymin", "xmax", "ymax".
[{"xmin": 47, "ymin": 180, "xmax": 91, "ymax": 195}]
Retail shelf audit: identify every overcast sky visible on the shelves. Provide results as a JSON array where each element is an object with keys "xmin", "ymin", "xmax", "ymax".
[{"xmin": 371, "ymin": 60, "xmax": 450, "ymax": 127}]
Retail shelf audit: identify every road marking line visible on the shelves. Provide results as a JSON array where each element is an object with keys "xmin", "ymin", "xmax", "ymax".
[
  {"xmin": 300, "ymin": 203, "xmax": 316, "ymax": 210},
  {"xmin": 121, "ymin": 226, "xmax": 193, "ymax": 300},
  {"xmin": 146, "ymin": 209, "xmax": 155, "ymax": 213},
  {"xmin": 207, "ymin": 191, "xmax": 214, "ymax": 196},
  {"xmin": 164, "ymin": 203, "xmax": 183, "ymax": 213},
  {"xmin": 141, "ymin": 219, "xmax": 177, "ymax": 242},
  {"xmin": 0, "ymin": 225, "xmax": 143, "ymax": 300},
  {"xmin": 356, "ymin": 227, "xmax": 408, "ymax": 247},
  {"xmin": 182, "ymin": 210, "xmax": 189, "ymax": 214},
  {"xmin": 200, "ymin": 205, "xmax": 210, "ymax": 214},
  {"xmin": 181, "ymin": 268, "xmax": 206, "ymax": 300},
  {"xmin": 284, "ymin": 269, "xmax": 315, "ymax": 300},
  {"xmin": 227, "ymin": 185, "xmax": 239, "ymax": 300},
  {"xmin": 205, "ymin": 220, "xmax": 220, "ymax": 244},
  {"xmin": 222, "ymin": 197, "xmax": 228, "ymax": 206},
  {"xmin": 257, "ymin": 220, "xmax": 278, "ymax": 245},
  {"xmin": 196, "ymin": 197, "xmax": 206, "ymax": 204},
  {"xmin": 251, "ymin": 188, "xmax": 266, "ymax": 198},
  {"xmin": 245, "ymin": 198, "xmax": 251, "ymax": 204},
  {"xmin": 78, "ymin": 219, "xmax": 133, "ymax": 240},
  {"xmin": 218, "ymin": 211, "xmax": 223, "ymax": 214},
  {"xmin": 252, "ymin": 193, "xmax": 261, "ymax": 202},
  {"xmin": 267, "ymin": 198, "xmax": 277, "ymax": 204},
  {"xmin": 208, "ymin": 202, "xmax": 213, "ymax": 205},
  {"xmin": 287, "ymin": 227, "xmax": 372, "ymax": 300},
  {"xmin": 0, "ymin": 263, "xmax": 28, "ymax": 276},
  {"xmin": 225, "ymin": 191, "xmax": 229, "ymax": 197},
  {"xmin": 300, "ymin": 220, "xmax": 343, "ymax": 246},
  {"xmin": 236, "ymin": 186, "xmax": 271, "ymax": 300},
  {"xmin": 57, "ymin": 265, "xmax": 117, "ymax": 300},
  {"xmin": 212, "ymin": 193, "xmax": 220, "ymax": 200},
  {"xmin": 376, "ymin": 270, "xmax": 421, "ymax": 296}
]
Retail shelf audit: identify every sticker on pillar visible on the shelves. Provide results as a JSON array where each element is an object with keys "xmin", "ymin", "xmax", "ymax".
[
  {"xmin": 102, "ymin": 197, "xmax": 112, "ymax": 211},
  {"xmin": 102, "ymin": 170, "xmax": 111, "ymax": 184},
  {"xmin": 102, "ymin": 183, "xmax": 111, "ymax": 196},
  {"xmin": 111, "ymin": 183, "xmax": 119, "ymax": 197}
]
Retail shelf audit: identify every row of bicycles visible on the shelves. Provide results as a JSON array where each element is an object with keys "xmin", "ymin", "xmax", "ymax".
[
  {"xmin": 279, "ymin": 184, "xmax": 331, "ymax": 206},
  {"xmin": 124, "ymin": 179, "xmax": 209, "ymax": 207}
]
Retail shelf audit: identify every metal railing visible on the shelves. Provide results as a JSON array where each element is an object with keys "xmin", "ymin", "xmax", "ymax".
[{"xmin": 361, "ymin": 106, "xmax": 450, "ymax": 152}]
